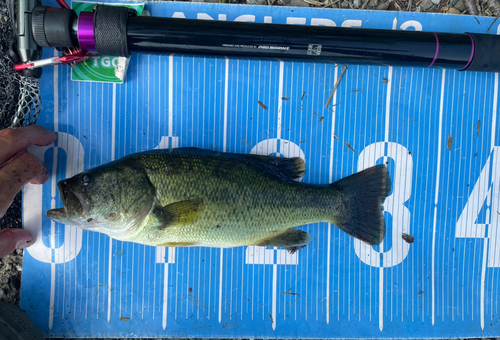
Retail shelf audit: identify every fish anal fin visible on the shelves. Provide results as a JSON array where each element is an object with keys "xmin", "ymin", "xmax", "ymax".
[{"xmin": 256, "ymin": 229, "xmax": 312, "ymax": 252}]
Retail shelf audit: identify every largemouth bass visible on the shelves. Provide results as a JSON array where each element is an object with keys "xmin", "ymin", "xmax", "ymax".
[{"xmin": 47, "ymin": 148, "xmax": 391, "ymax": 252}]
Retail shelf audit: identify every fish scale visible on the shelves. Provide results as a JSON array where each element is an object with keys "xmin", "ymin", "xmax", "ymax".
[{"xmin": 135, "ymin": 152, "xmax": 332, "ymax": 247}]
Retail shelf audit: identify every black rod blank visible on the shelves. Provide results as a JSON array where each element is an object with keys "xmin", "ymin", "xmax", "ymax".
[
  {"xmin": 33, "ymin": 4, "xmax": 500, "ymax": 72},
  {"xmin": 126, "ymin": 16, "xmax": 478, "ymax": 70}
]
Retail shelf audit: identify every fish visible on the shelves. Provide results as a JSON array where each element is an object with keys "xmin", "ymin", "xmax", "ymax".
[{"xmin": 46, "ymin": 147, "xmax": 391, "ymax": 253}]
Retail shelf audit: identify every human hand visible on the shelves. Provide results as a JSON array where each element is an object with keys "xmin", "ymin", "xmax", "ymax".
[{"xmin": 0, "ymin": 125, "xmax": 57, "ymax": 258}]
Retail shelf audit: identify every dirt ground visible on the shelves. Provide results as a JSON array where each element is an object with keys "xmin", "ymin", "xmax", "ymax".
[
  {"xmin": 0, "ymin": 193, "xmax": 23, "ymax": 307},
  {"xmin": 1, "ymin": 0, "xmax": 499, "ymax": 338}
]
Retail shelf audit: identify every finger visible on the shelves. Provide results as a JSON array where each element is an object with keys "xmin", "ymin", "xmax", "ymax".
[
  {"xmin": 0, "ymin": 125, "xmax": 57, "ymax": 165},
  {"xmin": 0, "ymin": 151, "xmax": 46, "ymax": 218},
  {"xmin": 0, "ymin": 229, "xmax": 34, "ymax": 258}
]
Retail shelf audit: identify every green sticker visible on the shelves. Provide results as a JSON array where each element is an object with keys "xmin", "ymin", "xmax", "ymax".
[{"xmin": 71, "ymin": 1, "xmax": 145, "ymax": 83}]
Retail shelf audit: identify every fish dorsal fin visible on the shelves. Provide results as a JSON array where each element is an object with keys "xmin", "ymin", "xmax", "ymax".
[
  {"xmin": 198, "ymin": 148, "xmax": 306, "ymax": 181},
  {"xmin": 129, "ymin": 147, "xmax": 306, "ymax": 181},
  {"xmin": 154, "ymin": 199, "xmax": 203, "ymax": 229},
  {"xmin": 256, "ymin": 229, "xmax": 312, "ymax": 254},
  {"xmin": 241, "ymin": 154, "xmax": 305, "ymax": 181}
]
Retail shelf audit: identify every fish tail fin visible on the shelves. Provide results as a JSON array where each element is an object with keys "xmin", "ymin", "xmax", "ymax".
[{"xmin": 329, "ymin": 165, "xmax": 391, "ymax": 246}]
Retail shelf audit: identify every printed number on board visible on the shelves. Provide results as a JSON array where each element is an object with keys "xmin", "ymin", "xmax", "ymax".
[
  {"xmin": 24, "ymin": 133, "xmax": 84, "ymax": 264},
  {"xmin": 455, "ymin": 147, "xmax": 500, "ymax": 268},
  {"xmin": 354, "ymin": 142, "xmax": 413, "ymax": 268}
]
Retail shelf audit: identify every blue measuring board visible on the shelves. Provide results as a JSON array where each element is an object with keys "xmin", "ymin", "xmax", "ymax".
[{"xmin": 20, "ymin": 1, "xmax": 500, "ymax": 338}]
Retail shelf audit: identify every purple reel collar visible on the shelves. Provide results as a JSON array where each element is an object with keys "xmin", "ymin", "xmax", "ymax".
[{"xmin": 78, "ymin": 11, "xmax": 96, "ymax": 53}]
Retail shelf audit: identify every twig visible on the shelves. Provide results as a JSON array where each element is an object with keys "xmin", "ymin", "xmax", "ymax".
[
  {"xmin": 323, "ymin": 0, "xmax": 340, "ymax": 7},
  {"xmin": 324, "ymin": 65, "xmax": 347, "ymax": 109},
  {"xmin": 238, "ymin": 138, "xmax": 252, "ymax": 147},
  {"xmin": 475, "ymin": 0, "xmax": 483, "ymax": 15},
  {"xmin": 303, "ymin": 0, "xmax": 324, "ymax": 5},
  {"xmin": 408, "ymin": 0, "xmax": 412, "ymax": 11},
  {"xmin": 328, "ymin": 102, "xmax": 341, "ymax": 112},
  {"xmin": 446, "ymin": 134, "xmax": 454, "ymax": 151},
  {"xmin": 360, "ymin": 0, "xmax": 370, "ymax": 9},
  {"xmin": 344, "ymin": 141, "xmax": 356, "ymax": 153},
  {"xmin": 437, "ymin": 0, "xmax": 450, "ymax": 11},
  {"xmin": 281, "ymin": 288, "xmax": 299, "ymax": 296},
  {"xmin": 394, "ymin": 0, "xmax": 406, "ymax": 9}
]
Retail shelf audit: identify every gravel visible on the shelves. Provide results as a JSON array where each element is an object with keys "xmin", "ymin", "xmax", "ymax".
[
  {"xmin": 454, "ymin": 0, "xmax": 467, "ymax": 10},
  {"xmin": 0, "ymin": 192, "xmax": 23, "ymax": 308}
]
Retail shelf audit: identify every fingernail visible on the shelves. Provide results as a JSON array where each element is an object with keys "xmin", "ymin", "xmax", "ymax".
[
  {"xmin": 16, "ymin": 236, "xmax": 34, "ymax": 249},
  {"xmin": 31, "ymin": 162, "xmax": 50, "ymax": 185},
  {"xmin": 12, "ymin": 229, "xmax": 34, "ymax": 249}
]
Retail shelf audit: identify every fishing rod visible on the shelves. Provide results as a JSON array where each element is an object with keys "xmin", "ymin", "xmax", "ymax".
[{"xmin": 13, "ymin": 0, "xmax": 500, "ymax": 72}]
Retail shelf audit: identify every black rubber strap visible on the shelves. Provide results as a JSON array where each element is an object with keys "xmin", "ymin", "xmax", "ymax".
[
  {"xmin": 464, "ymin": 33, "xmax": 500, "ymax": 72},
  {"xmin": 94, "ymin": 5, "xmax": 130, "ymax": 57}
]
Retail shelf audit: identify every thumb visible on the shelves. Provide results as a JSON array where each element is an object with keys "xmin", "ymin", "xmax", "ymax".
[{"xmin": 0, "ymin": 229, "xmax": 34, "ymax": 258}]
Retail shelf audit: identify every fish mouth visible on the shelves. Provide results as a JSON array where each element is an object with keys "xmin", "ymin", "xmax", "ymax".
[
  {"xmin": 46, "ymin": 180, "xmax": 86, "ymax": 224},
  {"xmin": 61, "ymin": 181, "xmax": 89, "ymax": 213},
  {"xmin": 46, "ymin": 207, "xmax": 66, "ymax": 222}
]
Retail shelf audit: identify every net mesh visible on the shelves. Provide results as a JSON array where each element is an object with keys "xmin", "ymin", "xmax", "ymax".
[{"xmin": 0, "ymin": 0, "xmax": 41, "ymax": 130}]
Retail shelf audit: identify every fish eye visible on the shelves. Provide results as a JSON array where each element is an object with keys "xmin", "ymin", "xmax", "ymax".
[{"xmin": 81, "ymin": 174, "xmax": 91, "ymax": 187}]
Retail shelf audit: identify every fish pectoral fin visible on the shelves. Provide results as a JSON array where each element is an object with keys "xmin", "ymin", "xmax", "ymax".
[
  {"xmin": 255, "ymin": 229, "xmax": 312, "ymax": 254},
  {"xmin": 154, "ymin": 199, "xmax": 203, "ymax": 229}
]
